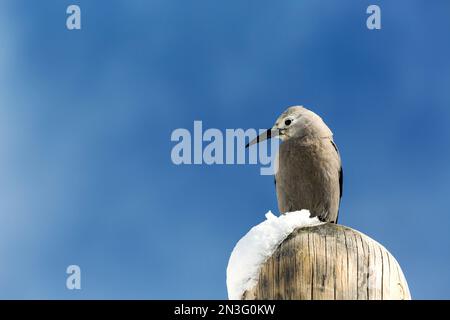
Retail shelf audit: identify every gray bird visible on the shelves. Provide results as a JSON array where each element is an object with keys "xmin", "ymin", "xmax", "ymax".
[{"xmin": 246, "ymin": 106, "xmax": 343, "ymax": 223}]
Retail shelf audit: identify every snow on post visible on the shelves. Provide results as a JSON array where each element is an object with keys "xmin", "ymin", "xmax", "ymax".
[
  {"xmin": 226, "ymin": 211, "xmax": 411, "ymax": 300},
  {"xmin": 226, "ymin": 210, "xmax": 323, "ymax": 300}
]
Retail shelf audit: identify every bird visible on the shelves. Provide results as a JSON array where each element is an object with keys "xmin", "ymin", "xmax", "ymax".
[{"xmin": 246, "ymin": 106, "xmax": 343, "ymax": 223}]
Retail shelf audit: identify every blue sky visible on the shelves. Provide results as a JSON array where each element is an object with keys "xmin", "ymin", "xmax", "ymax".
[{"xmin": 0, "ymin": 1, "xmax": 449, "ymax": 299}]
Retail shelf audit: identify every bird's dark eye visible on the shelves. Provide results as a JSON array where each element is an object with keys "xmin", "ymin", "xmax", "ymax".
[{"xmin": 284, "ymin": 119, "xmax": 292, "ymax": 126}]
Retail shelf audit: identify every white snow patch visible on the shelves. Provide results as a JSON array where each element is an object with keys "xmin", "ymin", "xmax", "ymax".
[{"xmin": 226, "ymin": 210, "xmax": 324, "ymax": 300}]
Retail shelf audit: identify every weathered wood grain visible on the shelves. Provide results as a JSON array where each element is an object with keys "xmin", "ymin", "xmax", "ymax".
[{"xmin": 242, "ymin": 223, "xmax": 411, "ymax": 300}]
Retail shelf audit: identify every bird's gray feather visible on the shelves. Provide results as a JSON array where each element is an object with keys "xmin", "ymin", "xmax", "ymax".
[{"xmin": 276, "ymin": 136, "xmax": 342, "ymax": 223}]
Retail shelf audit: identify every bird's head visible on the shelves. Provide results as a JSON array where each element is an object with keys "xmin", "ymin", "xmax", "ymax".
[{"xmin": 246, "ymin": 106, "xmax": 333, "ymax": 148}]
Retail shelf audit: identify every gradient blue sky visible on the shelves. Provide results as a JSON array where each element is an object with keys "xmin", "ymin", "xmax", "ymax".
[{"xmin": 0, "ymin": 1, "xmax": 449, "ymax": 299}]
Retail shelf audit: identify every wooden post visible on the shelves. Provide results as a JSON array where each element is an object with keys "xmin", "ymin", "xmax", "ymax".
[{"xmin": 242, "ymin": 223, "xmax": 411, "ymax": 300}]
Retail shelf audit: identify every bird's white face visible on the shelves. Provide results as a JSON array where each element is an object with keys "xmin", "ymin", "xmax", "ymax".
[
  {"xmin": 273, "ymin": 107, "xmax": 307, "ymax": 141},
  {"xmin": 273, "ymin": 106, "xmax": 332, "ymax": 141},
  {"xmin": 246, "ymin": 105, "xmax": 333, "ymax": 148}
]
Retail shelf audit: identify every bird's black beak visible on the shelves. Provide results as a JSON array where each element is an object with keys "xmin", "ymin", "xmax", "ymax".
[{"xmin": 246, "ymin": 128, "xmax": 280, "ymax": 148}]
